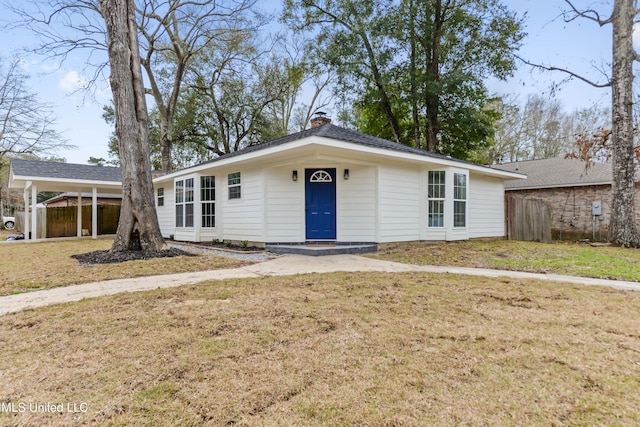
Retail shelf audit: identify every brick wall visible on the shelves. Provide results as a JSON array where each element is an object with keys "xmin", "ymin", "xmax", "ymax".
[{"xmin": 507, "ymin": 184, "xmax": 640, "ymax": 240}]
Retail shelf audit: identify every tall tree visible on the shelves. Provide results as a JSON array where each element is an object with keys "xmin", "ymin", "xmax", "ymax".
[
  {"xmin": 283, "ymin": 0, "xmax": 524, "ymax": 159},
  {"xmin": 147, "ymin": 32, "xmax": 334, "ymax": 160},
  {"xmin": 136, "ymin": 0, "xmax": 259, "ymax": 171},
  {"xmin": 607, "ymin": 0, "xmax": 639, "ymax": 247},
  {"xmin": 264, "ymin": 36, "xmax": 334, "ymax": 134},
  {"xmin": 184, "ymin": 29, "xmax": 288, "ymax": 155},
  {"xmin": 10, "ymin": 0, "xmax": 262, "ymax": 172},
  {"xmin": 490, "ymin": 95, "xmax": 610, "ymax": 164},
  {"xmin": 99, "ymin": 0, "xmax": 164, "ymax": 252},
  {"xmin": 553, "ymin": 0, "xmax": 640, "ymax": 247},
  {"xmin": 283, "ymin": 0, "xmax": 404, "ymax": 143}
]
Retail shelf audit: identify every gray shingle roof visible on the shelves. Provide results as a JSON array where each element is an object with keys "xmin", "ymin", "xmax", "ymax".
[
  {"xmin": 199, "ymin": 123, "xmax": 466, "ymax": 166},
  {"xmin": 11, "ymin": 158, "xmax": 122, "ymax": 182},
  {"xmin": 492, "ymin": 157, "xmax": 613, "ymax": 189}
]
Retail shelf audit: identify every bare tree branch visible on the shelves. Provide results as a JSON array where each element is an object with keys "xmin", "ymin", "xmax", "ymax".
[
  {"xmin": 515, "ymin": 54, "xmax": 612, "ymax": 88},
  {"xmin": 0, "ymin": 56, "xmax": 73, "ymax": 159},
  {"xmin": 562, "ymin": 0, "xmax": 614, "ymax": 25}
]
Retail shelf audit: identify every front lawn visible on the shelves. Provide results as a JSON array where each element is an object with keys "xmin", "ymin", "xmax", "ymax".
[
  {"xmin": 1, "ymin": 272, "xmax": 639, "ymax": 425},
  {"xmin": 0, "ymin": 238, "xmax": 248, "ymax": 296},
  {"xmin": 370, "ymin": 239, "xmax": 640, "ymax": 281}
]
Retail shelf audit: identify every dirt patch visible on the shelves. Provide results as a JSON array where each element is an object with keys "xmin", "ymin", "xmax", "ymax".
[{"xmin": 71, "ymin": 248, "xmax": 196, "ymax": 265}]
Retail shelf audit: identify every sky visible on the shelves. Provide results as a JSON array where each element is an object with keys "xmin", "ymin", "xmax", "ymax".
[{"xmin": 0, "ymin": 0, "xmax": 622, "ymax": 165}]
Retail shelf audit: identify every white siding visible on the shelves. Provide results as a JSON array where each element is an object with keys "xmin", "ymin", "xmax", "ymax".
[
  {"xmin": 221, "ymin": 169, "xmax": 264, "ymax": 242},
  {"xmin": 338, "ymin": 166, "xmax": 377, "ymax": 242},
  {"xmin": 153, "ymin": 147, "xmax": 509, "ymax": 244},
  {"xmin": 265, "ymin": 168, "xmax": 304, "ymax": 243},
  {"xmin": 378, "ymin": 165, "xmax": 421, "ymax": 243},
  {"xmin": 155, "ymin": 181, "xmax": 174, "ymax": 238},
  {"xmin": 469, "ymin": 173, "xmax": 506, "ymax": 238},
  {"xmin": 199, "ymin": 228, "xmax": 220, "ymax": 242}
]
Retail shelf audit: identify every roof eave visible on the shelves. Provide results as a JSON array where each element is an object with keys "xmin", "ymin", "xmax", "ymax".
[
  {"xmin": 9, "ymin": 174, "xmax": 122, "ymax": 190},
  {"xmin": 154, "ymin": 136, "xmax": 527, "ymax": 182},
  {"xmin": 505, "ymin": 181, "xmax": 613, "ymax": 190}
]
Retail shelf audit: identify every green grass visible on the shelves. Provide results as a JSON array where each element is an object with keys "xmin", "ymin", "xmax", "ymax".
[{"xmin": 371, "ymin": 240, "xmax": 640, "ymax": 281}]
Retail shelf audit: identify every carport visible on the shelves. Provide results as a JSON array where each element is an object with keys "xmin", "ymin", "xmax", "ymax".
[{"xmin": 8, "ymin": 159, "xmax": 122, "ymax": 240}]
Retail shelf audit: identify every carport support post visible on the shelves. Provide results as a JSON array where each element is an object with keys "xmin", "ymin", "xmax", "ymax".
[
  {"xmin": 77, "ymin": 193, "xmax": 82, "ymax": 237},
  {"xmin": 23, "ymin": 187, "xmax": 30, "ymax": 240},
  {"xmin": 92, "ymin": 188, "xmax": 97, "ymax": 239},
  {"xmin": 30, "ymin": 184, "xmax": 37, "ymax": 240}
]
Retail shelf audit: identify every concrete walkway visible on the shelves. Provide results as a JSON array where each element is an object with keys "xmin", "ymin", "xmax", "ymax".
[{"xmin": 2, "ymin": 254, "xmax": 639, "ymax": 316}]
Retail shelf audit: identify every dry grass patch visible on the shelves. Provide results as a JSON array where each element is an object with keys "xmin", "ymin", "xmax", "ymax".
[
  {"xmin": 0, "ymin": 238, "xmax": 248, "ymax": 296},
  {"xmin": 0, "ymin": 229, "xmax": 14, "ymax": 241},
  {"xmin": 1, "ymin": 272, "xmax": 639, "ymax": 425},
  {"xmin": 372, "ymin": 240, "xmax": 640, "ymax": 281}
]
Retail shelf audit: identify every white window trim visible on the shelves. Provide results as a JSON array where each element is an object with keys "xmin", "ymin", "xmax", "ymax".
[
  {"xmin": 228, "ymin": 172, "xmax": 241, "ymax": 200},
  {"xmin": 453, "ymin": 172, "xmax": 468, "ymax": 228},
  {"xmin": 175, "ymin": 176, "xmax": 196, "ymax": 228},
  {"xmin": 201, "ymin": 175, "xmax": 216, "ymax": 228},
  {"xmin": 427, "ymin": 170, "xmax": 446, "ymax": 228},
  {"xmin": 310, "ymin": 170, "xmax": 333, "ymax": 182},
  {"xmin": 157, "ymin": 187, "xmax": 164, "ymax": 207}
]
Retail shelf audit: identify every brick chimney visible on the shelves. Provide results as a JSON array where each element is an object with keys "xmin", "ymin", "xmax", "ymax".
[{"xmin": 310, "ymin": 112, "xmax": 331, "ymax": 128}]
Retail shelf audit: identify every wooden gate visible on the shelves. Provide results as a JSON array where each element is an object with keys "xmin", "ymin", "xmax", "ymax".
[
  {"xmin": 46, "ymin": 205, "xmax": 120, "ymax": 238},
  {"xmin": 506, "ymin": 195, "xmax": 552, "ymax": 243}
]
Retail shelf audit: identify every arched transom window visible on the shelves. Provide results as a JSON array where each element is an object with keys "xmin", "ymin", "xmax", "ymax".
[{"xmin": 309, "ymin": 170, "xmax": 333, "ymax": 182}]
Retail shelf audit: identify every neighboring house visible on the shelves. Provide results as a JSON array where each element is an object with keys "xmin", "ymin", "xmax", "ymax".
[
  {"xmin": 493, "ymin": 157, "xmax": 640, "ymax": 240},
  {"xmin": 153, "ymin": 118, "xmax": 523, "ymax": 248}
]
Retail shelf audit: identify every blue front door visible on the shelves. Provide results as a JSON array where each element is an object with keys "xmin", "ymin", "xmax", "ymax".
[{"xmin": 305, "ymin": 168, "xmax": 337, "ymax": 240}]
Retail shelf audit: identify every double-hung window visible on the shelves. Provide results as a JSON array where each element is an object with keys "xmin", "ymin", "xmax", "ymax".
[
  {"xmin": 427, "ymin": 171, "xmax": 445, "ymax": 227},
  {"xmin": 453, "ymin": 173, "xmax": 467, "ymax": 227},
  {"xmin": 228, "ymin": 172, "xmax": 241, "ymax": 200},
  {"xmin": 157, "ymin": 187, "xmax": 164, "ymax": 207},
  {"xmin": 175, "ymin": 181, "xmax": 184, "ymax": 227},
  {"xmin": 175, "ymin": 178, "xmax": 194, "ymax": 227},
  {"xmin": 201, "ymin": 176, "xmax": 215, "ymax": 228}
]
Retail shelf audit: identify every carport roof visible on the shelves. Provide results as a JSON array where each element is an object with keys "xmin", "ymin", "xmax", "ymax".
[
  {"xmin": 8, "ymin": 158, "xmax": 123, "ymax": 193},
  {"xmin": 10, "ymin": 159, "xmax": 122, "ymax": 182}
]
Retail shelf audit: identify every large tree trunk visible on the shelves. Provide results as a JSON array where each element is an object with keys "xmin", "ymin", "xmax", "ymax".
[
  {"xmin": 408, "ymin": 0, "xmax": 422, "ymax": 149},
  {"xmin": 364, "ymin": 41, "xmax": 403, "ymax": 145},
  {"xmin": 100, "ymin": 0, "xmax": 165, "ymax": 252},
  {"xmin": 159, "ymin": 110, "xmax": 173, "ymax": 173},
  {"xmin": 609, "ymin": 0, "xmax": 640, "ymax": 247},
  {"xmin": 425, "ymin": 0, "xmax": 443, "ymax": 153}
]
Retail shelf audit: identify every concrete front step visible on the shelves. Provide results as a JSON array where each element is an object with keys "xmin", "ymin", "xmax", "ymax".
[{"xmin": 266, "ymin": 242, "xmax": 378, "ymax": 256}]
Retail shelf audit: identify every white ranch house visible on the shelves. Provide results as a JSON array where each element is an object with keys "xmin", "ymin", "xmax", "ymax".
[
  {"xmin": 8, "ymin": 120, "xmax": 523, "ymax": 250},
  {"xmin": 154, "ymin": 120, "xmax": 523, "ymax": 249}
]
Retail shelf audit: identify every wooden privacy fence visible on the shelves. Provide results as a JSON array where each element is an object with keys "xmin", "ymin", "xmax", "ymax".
[
  {"xmin": 506, "ymin": 195, "xmax": 552, "ymax": 243},
  {"xmin": 15, "ymin": 210, "xmax": 47, "ymax": 239},
  {"xmin": 46, "ymin": 205, "xmax": 120, "ymax": 238}
]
